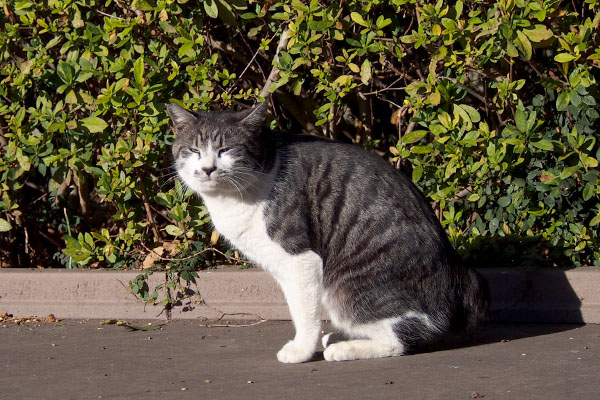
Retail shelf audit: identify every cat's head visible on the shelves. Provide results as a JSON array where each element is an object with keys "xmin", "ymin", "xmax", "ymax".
[{"xmin": 168, "ymin": 102, "xmax": 272, "ymax": 196}]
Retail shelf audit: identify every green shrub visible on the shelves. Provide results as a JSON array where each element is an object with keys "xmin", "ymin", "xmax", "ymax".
[{"xmin": 0, "ymin": 0, "xmax": 598, "ymax": 269}]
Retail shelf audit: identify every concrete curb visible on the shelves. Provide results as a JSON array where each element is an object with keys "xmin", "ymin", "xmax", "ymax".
[{"xmin": 1, "ymin": 267, "xmax": 598, "ymax": 323}]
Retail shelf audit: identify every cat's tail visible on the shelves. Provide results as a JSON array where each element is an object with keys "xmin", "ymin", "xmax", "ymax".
[
  {"xmin": 451, "ymin": 267, "xmax": 490, "ymax": 331},
  {"xmin": 466, "ymin": 268, "xmax": 490, "ymax": 328}
]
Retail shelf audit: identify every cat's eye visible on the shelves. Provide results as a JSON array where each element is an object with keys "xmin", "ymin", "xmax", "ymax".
[
  {"xmin": 189, "ymin": 147, "xmax": 201, "ymax": 154},
  {"xmin": 217, "ymin": 147, "xmax": 231, "ymax": 157}
]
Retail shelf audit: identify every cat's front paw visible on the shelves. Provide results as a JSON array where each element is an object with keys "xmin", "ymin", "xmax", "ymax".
[{"xmin": 277, "ymin": 340, "xmax": 314, "ymax": 363}]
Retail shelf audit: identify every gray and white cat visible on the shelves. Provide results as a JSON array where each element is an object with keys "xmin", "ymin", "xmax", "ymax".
[{"xmin": 168, "ymin": 101, "xmax": 489, "ymax": 363}]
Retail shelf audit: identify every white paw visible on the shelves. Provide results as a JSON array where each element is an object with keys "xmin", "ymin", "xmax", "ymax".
[
  {"xmin": 277, "ymin": 341, "xmax": 314, "ymax": 363},
  {"xmin": 323, "ymin": 341, "xmax": 355, "ymax": 362}
]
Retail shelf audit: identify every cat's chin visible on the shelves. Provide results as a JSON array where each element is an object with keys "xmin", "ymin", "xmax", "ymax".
[{"xmin": 188, "ymin": 179, "xmax": 242, "ymax": 197}]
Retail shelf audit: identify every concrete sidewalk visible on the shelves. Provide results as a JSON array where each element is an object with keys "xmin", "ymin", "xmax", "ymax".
[
  {"xmin": 1, "ymin": 319, "xmax": 598, "ymax": 399},
  {"xmin": 1, "ymin": 267, "xmax": 599, "ymax": 323}
]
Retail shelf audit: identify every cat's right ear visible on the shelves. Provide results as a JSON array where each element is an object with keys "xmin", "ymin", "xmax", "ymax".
[{"xmin": 166, "ymin": 103, "xmax": 197, "ymax": 130}]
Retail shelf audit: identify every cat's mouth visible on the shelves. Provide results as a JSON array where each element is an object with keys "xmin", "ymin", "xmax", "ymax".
[
  {"xmin": 194, "ymin": 171, "xmax": 218, "ymax": 181},
  {"xmin": 194, "ymin": 174, "xmax": 222, "ymax": 187}
]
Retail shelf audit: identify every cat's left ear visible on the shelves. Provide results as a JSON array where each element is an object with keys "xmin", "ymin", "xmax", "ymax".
[
  {"xmin": 238, "ymin": 101, "xmax": 267, "ymax": 131},
  {"xmin": 166, "ymin": 103, "xmax": 198, "ymax": 130}
]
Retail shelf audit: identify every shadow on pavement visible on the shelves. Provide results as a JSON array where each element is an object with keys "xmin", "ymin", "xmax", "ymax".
[
  {"xmin": 415, "ymin": 322, "xmax": 584, "ymax": 355},
  {"xmin": 416, "ymin": 267, "xmax": 585, "ymax": 354}
]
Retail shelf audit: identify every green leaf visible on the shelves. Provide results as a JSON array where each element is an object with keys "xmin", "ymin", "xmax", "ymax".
[
  {"xmin": 46, "ymin": 36, "xmax": 61, "ymax": 50},
  {"xmin": 583, "ymin": 184, "xmax": 594, "ymax": 201},
  {"xmin": 411, "ymin": 145, "xmax": 432, "ymax": 154},
  {"xmin": 133, "ymin": 56, "xmax": 144, "ymax": 86},
  {"xmin": 453, "ymin": 104, "xmax": 474, "ymax": 129},
  {"xmin": 428, "ymin": 90, "xmax": 441, "ymax": 105},
  {"xmin": 556, "ymin": 91, "xmax": 570, "ymax": 111},
  {"xmin": 204, "ymin": 0, "xmax": 219, "ymax": 18},
  {"xmin": 515, "ymin": 31, "xmax": 532, "ymax": 60},
  {"xmin": 531, "ymin": 139, "xmax": 553, "ymax": 151},
  {"xmin": 81, "ymin": 116, "xmax": 109, "ymax": 133},
  {"xmin": 458, "ymin": 104, "xmax": 480, "ymax": 123},
  {"xmin": 178, "ymin": 41, "xmax": 193, "ymax": 57},
  {"xmin": 65, "ymin": 89, "xmax": 78, "ymax": 104},
  {"xmin": 360, "ymin": 59, "xmax": 371, "ymax": 85},
  {"xmin": 291, "ymin": 0, "xmax": 308, "ymax": 12},
  {"xmin": 554, "ymin": 53, "xmax": 575, "ymax": 63},
  {"xmin": 132, "ymin": 0, "xmax": 154, "ymax": 11},
  {"xmin": 350, "ymin": 12, "xmax": 368, "ymax": 27},
  {"xmin": 412, "ymin": 165, "xmax": 423, "ymax": 182},
  {"xmin": 523, "ymin": 25, "xmax": 553, "ymax": 42},
  {"xmin": 489, "ymin": 217, "xmax": 499, "ymax": 234},
  {"xmin": 308, "ymin": 19, "xmax": 333, "ymax": 31},
  {"xmin": 467, "ymin": 193, "xmax": 480, "ymax": 202},
  {"xmin": 16, "ymin": 149, "xmax": 31, "ymax": 171},
  {"xmin": 0, "ymin": 218, "xmax": 12, "ymax": 232},
  {"xmin": 165, "ymin": 225, "xmax": 184, "ymax": 236},
  {"xmin": 498, "ymin": 196, "xmax": 511, "ymax": 207},
  {"xmin": 402, "ymin": 130, "xmax": 428, "ymax": 144},
  {"xmin": 273, "ymin": 12, "xmax": 290, "ymax": 21},
  {"xmin": 57, "ymin": 61, "xmax": 73, "ymax": 84},
  {"xmin": 515, "ymin": 107, "xmax": 527, "ymax": 132},
  {"xmin": 583, "ymin": 156, "xmax": 599, "ymax": 168},
  {"xmin": 506, "ymin": 41, "xmax": 519, "ymax": 58}
]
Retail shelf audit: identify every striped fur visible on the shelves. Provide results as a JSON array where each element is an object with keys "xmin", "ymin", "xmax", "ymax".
[{"xmin": 168, "ymin": 102, "xmax": 489, "ymax": 363}]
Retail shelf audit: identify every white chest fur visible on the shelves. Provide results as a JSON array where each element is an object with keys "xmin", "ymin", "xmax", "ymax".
[{"xmin": 201, "ymin": 195, "xmax": 289, "ymax": 278}]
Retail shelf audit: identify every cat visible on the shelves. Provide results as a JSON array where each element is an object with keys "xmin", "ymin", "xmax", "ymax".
[{"xmin": 168, "ymin": 101, "xmax": 489, "ymax": 363}]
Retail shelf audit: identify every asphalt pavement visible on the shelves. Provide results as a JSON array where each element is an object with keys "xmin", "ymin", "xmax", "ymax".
[{"xmin": 1, "ymin": 319, "xmax": 598, "ymax": 399}]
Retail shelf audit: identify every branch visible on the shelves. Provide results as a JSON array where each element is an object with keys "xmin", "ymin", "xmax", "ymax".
[
  {"xmin": 137, "ymin": 172, "xmax": 161, "ymax": 242},
  {"xmin": 259, "ymin": 27, "xmax": 291, "ymax": 98},
  {"xmin": 237, "ymin": 28, "xmax": 282, "ymax": 82},
  {"xmin": 439, "ymin": 76, "xmax": 487, "ymax": 104}
]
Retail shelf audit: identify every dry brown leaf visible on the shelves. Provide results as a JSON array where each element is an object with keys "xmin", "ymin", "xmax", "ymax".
[
  {"xmin": 141, "ymin": 241, "xmax": 181, "ymax": 269},
  {"xmin": 210, "ymin": 230, "xmax": 220, "ymax": 245},
  {"xmin": 390, "ymin": 108, "xmax": 402, "ymax": 125},
  {"xmin": 44, "ymin": 314, "xmax": 57, "ymax": 323}
]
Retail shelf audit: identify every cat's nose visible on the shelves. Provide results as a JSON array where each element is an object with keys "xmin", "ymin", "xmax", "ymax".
[{"xmin": 202, "ymin": 166, "xmax": 216, "ymax": 176}]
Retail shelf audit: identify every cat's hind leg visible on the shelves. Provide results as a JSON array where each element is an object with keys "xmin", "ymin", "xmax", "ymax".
[
  {"xmin": 323, "ymin": 318, "xmax": 405, "ymax": 361},
  {"xmin": 324, "ymin": 339, "xmax": 405, "ymax": 361},
  {"xmin": 323, "ymin": 312, "xmax": 440, "ymax": 361}
]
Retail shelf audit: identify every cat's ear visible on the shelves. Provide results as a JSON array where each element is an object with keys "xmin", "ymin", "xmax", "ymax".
[
  {"xmin": 238, "ymin": 101, "xmax": 267, "ymax": 131},
  {"xmin": 166, "ymin": 103, "xmax": 197, "ymax": 129}
]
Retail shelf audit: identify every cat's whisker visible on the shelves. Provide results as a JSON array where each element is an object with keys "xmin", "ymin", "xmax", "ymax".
[
  {"xmin": 223, "ymin": 173, "xmax": 263, "ymax": 194},
  {"xmin": 223, "ymin": 176, "xmax": 246, "ymax": 201},
  {"xmin": 158, "ymin": 175, "xmax": 180, "ymax": 191}
]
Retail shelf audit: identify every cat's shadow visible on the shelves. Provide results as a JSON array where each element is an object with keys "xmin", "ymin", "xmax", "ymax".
[
  {"xmin": 412, "ymin": 266, "xmax": 587, "ymax": 354},
  {"xmin": 412, "ymin": 322, "xmax": 583, "ymax": 355}
]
